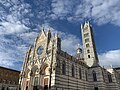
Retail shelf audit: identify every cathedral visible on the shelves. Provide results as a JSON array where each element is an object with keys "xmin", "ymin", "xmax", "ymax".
[{"xmin": 19, "ymin": 21, "xmax": 120, "ymax": 90}]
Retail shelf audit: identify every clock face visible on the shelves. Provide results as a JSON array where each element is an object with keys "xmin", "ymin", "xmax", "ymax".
[{"xmin": 37, "ymin": 45, "xmax": 44, "ymax": 55}]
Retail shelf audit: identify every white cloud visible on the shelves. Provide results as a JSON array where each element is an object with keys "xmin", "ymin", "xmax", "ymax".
[
  {"xmin": 99, "ymin": 50, "xmax": 120, "ymax": 67},
  {"xmin": 51, "ymin": 0, "xmax": 120, "ymax": 26},
  {"xmin": 0, "ymin": 38, "xmax": 28, "ymax": 70},
  {"xmin": 0, "ymin": 0, "xmax": 31, "ymax": 70},
  {"xmin": 19, "ymin": 32, "xmax": 38, "ymax": 45},
  {"xmin": 0, "ymin": 21, "xmax": 29, "ymax": 35},
  {"xmin": 61, "ymin": 34, "xmax": 80, "ymax": 55}
]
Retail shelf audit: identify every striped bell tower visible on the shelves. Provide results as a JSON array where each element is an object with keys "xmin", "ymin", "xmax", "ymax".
[{"xmin": 81, "ymin": 21, "xmax": 99, "ymax": 67}]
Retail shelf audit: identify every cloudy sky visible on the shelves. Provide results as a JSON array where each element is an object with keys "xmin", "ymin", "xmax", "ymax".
[{"xmin": 0, "ymin": 0, "xmax": 120, "ymax": 70}]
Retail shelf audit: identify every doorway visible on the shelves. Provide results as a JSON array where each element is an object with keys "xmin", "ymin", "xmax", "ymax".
[
  {"xmin": 44, "ymin": 78, "xmax": 48, "ymax": 90},
  {"xmin": 94, "ymin": 87, "xmax": 98, "ymax": 90}
]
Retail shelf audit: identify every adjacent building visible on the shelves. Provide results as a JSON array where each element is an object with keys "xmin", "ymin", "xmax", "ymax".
[
  {"xmin": 0, "ymin": 66, "xmax": 20, "ymax": 90},
  {"xmin": 19, "ymin": 21, "xmax": 120, "ymax": 90}
]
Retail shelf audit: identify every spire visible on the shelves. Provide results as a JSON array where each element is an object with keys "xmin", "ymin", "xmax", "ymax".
[
  {"xmin": 38, "ymin": 26, "xmax": 46, "ymax": 38},
  {"xmin": 87, "ymin": 21, "xmax": 90, "ymax": 25},
  {"xmin": 83, "ymin": 21, "xmax": 90, "ymax": 28},
  {"xmin": 54, "ymin": 31, "xmax": 61, "ymax": 50},
  {"xmin": 76, "ymin": 44, "xmax": 82, "ymax": 54},
  {"xmin": 41, "ymin": 26, "xmax": 45, "ymax": 34},
  {"xmin": 47, "ymin": 29, "xmax": 51, "ymax": 42},
  {"xmin": 81, "ymin": 24, "xmax": 83, "ymax": 29},
  {"xmin": 28, "ymin": 45, "xmax": 32, "ymax": 52},
  {"xmin": 47, "ymin": 29, "xmax": 51, "ymax": 36},
  {"xmin": 75, "ymin": 44, "xmax": 83, "ymax": 60},
  {"xmin": 110, "ymin": 65, "xmax": 113, "ymax": 69},
  {"xmin": 55, "ymin": 31, "xmax": 59, "ymax": 38}
]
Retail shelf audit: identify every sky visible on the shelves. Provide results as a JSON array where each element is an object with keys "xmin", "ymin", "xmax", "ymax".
[{"xmin": 0, "ymin": 0, "xmax": 120, "ymax": 71}]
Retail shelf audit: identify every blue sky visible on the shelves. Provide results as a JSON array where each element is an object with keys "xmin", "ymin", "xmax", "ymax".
[{"xmin": 0, "ymin": 0, "xmax": 120, "ymax": 70}]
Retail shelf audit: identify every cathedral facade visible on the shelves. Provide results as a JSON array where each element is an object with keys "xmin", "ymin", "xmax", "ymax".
[{"xmin": 19, "ymin": 22, "xmax": 120, "ymax": 90}]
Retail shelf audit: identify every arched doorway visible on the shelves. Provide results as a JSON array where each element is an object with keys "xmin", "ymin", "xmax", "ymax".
[
  {"xmin": 2, "ymin": 87, "xmax": 4, "ymax": 90},
  {"xmin": 40, "ymin": 64, "xmax": 50, "ymax": 90},
  {"xmin": 31, "ymin": 66, "xmax": 39, "ymax": 90},
  {"xmin": 44, "ymin": 78, "xmax": 48, "ymax": 90}
]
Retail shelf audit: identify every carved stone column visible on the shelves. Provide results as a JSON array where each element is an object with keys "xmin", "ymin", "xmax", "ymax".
[
  {"xmin": 21, "ymin": 78, "xmax": 27, "ymax": 90},
  {"xmin": 39, "ymin": 69, "xmax": 44, "ymax": 90},
  {"xmin": 28, "ymin": 71, "xmax": 34, "ymax": 90}
]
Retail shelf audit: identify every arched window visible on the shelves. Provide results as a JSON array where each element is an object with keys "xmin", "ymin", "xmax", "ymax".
[
  {"xmin": 33, "ymin": 77, "xmax": 38, "ymax": 90},
  {"xmin": 88, "ymin": 55, "xmax": 90, "ymax": 58},
  {"xmin": 85, "ymin": 70, "xmax": 88, "ymax": 81},
  {"xmin": 93, "ymin": 71, "xmax": 97, "ymax": 81},
  {"xmin": 72, "ymin": 64, "xmax": 74, "ymax": 77},
  {"xmin": 87, "ymin": 49, "xmax": 90, "ymax": 53},
  {"xmin": 79, "ymin": 68, "xmax": 82, "ymax": 79},
  {"xmin": 2, "ymin": 87, "xmax": 4, "ymax": 90},
  {"xmin": 62, "ymin": 61, "xmax": 66, "ymax": 75},
  {"xmin": 108, "ymin": 74, "xmax": 112, "ymax": 83},
  {"xmin": 86, "ymin": 43, "xmax": 90, "ymax": 47}
]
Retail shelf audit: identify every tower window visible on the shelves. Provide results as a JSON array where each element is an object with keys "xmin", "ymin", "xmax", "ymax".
[
  {"xmin": 93, "ymin": 71, "xmax": 97, "ymax": 81},
  {"xmin": 72, "ymin": 64, "xmax": 74, "ymax": 77},
  {"xmin": 85, "ymin": 38, "xmax": 89, "ymax": 43},
  {"xmin": 108, "ymin": 74, "xmax": 112, "ymax": 83},
  {"xmin": 86, "ymin": 44, "xmax": 90, "ymax": 47},
  {"xmin": 83, "ymin": 26, "xmax": 88, "ymax": 32},
  {"xmin": 84, "ymin": 33, "xmax": 89, "ymax": 38},
  {"xmin": 62, "ymin": 61, "xmax": 66, "ymax": 75},
  {"xmin": 87, "ymin": 49, "xmax": 90, "ymax": 53},
  {"xmin": 88, "ymin": 55, "xmax": 90, "ymax": 58}
]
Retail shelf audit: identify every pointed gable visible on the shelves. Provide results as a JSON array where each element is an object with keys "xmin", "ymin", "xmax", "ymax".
[{"xmin": 39, "ymin": 28, "xmax": 46, "ymax": 40}]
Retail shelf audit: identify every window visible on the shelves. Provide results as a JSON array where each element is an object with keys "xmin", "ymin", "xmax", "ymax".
[
  {"xmin": 79, "ymin": 68, "xmax": 82, "ymax": 79},
  {"xmin": 87, "ymin": 49, "xmax": 90, "ymax": 53},
  {"xmin": 84, "ymin": 33, "xmax": 89, "ymax": 38},
  {"xmin": 108, "ymin": 74, "xmax": 112, "ymax": 82},
  {"xmin": 33, "ymin": 77, "xmax": 39, "ymax": 90},
  {"xmin": 85, "ymin": 38, "xmax": 89, "ymax": 43},
  {"xmin": 3, "ymin": 80, "xmax": 5, "ymax": 83},
  {"xmin": 85, "ymin": 70, "xmax": 88, "ymax": 81},
  {"xmin": 93, "ymin": 71, "xmax": 97, "ymax": 81},
  {"xmin": 34, "ymin": 77, "xmax": 38, "ymax": 86},
  {"xmin": 72, "ymin": 64, "xmax": 74, "ymax": 77},
  {"xmin": 94, "ymin": 87, "xmax": 98, "ymax": 90},
  {"xmin": 86, "ymin": 44, "xmax": 90, "ymax": 47},
  {"xmin": 2, "ymin": 87, "xmax": 5, "ymax": 90},
  {"xmin": 83, "ymin": 26, "xmax": 88, "ymax": 32},
  {"xmin": 88, "ymin": 55, "xmax": 90, "ymax": 58},
  {"xmin": 0, "ymin": 79, "xmax": 2, "ymax": 83},
  {"xmin": 62, "ymin": 61, "xmax": 66, "ymax": 75}
]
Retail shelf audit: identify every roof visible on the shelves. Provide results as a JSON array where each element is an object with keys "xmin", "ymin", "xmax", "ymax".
[
  {"xmin": 0, "ymin": 66, "xmax": 20, "ymax": 73},
  {"xmin": 114, "ymin": 67, "xmax": 120, "ymax": 70}
]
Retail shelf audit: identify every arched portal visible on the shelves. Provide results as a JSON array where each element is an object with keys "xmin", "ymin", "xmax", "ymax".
[
  {"xmin": 30, "ymin": 65, "xmax": 39, "ymax": 90},
  {"xmin": 39, "ymin": 63, "xmax": 50, "ymax": 90}
]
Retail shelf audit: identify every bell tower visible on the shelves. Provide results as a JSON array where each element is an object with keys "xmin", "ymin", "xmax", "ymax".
[{"xmin": 81, "ymin": 21, "xmax": 99, "ymax": 67}]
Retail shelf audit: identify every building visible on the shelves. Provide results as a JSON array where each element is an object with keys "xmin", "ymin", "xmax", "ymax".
[
  {"xmin": 0, "ymin": 66, "xmax": 20, "ymax": 90},
  {"xmin": 19, "ymin": 21, "xmax": 120, "ymax": 90}
]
